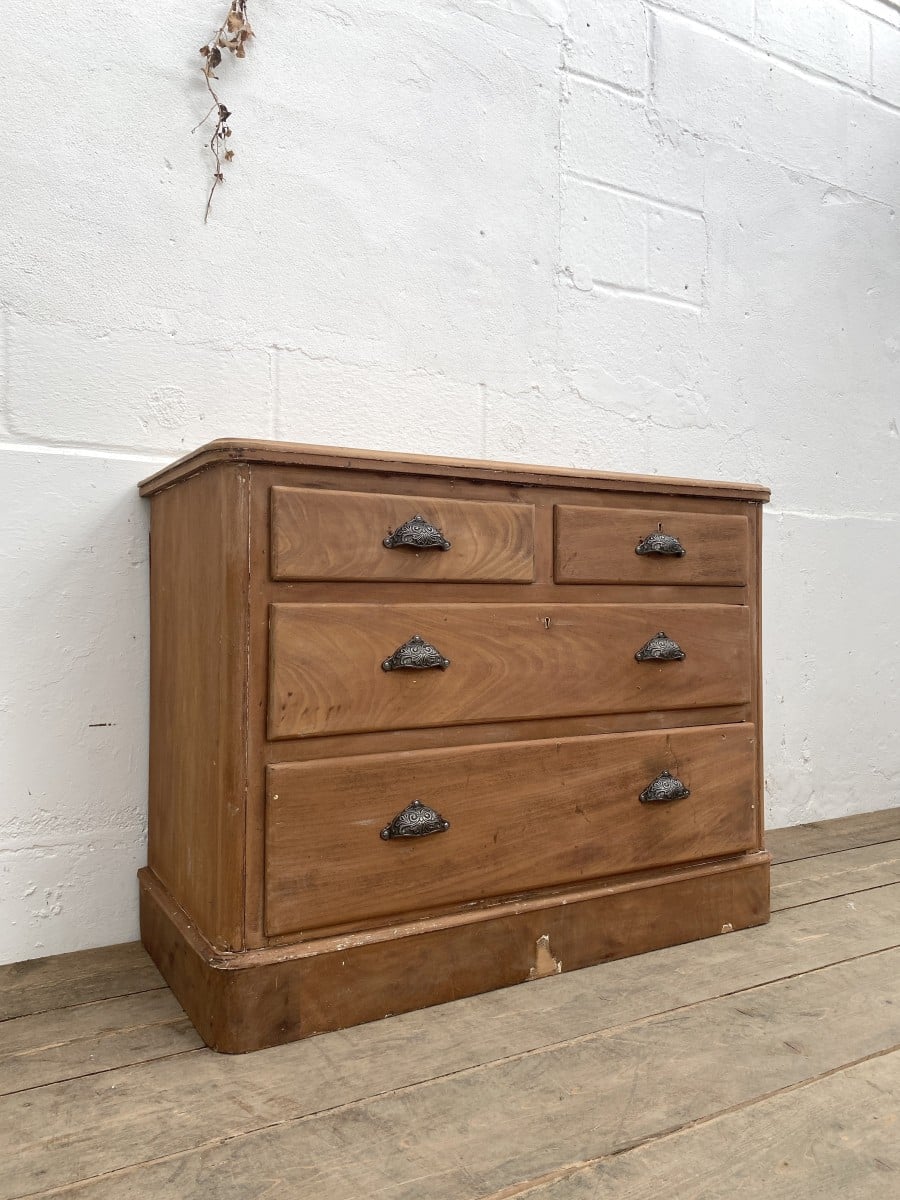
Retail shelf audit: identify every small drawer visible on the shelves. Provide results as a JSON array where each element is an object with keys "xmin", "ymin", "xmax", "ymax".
[
  {"xmin": 268, "ymin": 602, "xmax": 752, "ymax": 739},
  {"xmin": 555, "ymin": 505, "xmax": 750, "ymax": 586},
  {"xmin": 270, "ymin": 486, "xmax": 534, "ymax": 582},
  {"xmin": 265, "ymin": 723, "xmax": 758, "ymax": 935}
]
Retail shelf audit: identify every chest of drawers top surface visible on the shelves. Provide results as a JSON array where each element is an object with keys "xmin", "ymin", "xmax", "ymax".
[
  {"xmin": 139, "ymin": 437, "xmax": 770, "ymax": 501},
  {"xmin": 140, "ymin": 440, "xmax": 769, "ymax": 1052}
]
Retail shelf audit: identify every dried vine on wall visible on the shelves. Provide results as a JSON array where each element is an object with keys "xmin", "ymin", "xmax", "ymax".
[{"xmin": 197, "ymin": 1, "xmax": 254, "ymax": 222}]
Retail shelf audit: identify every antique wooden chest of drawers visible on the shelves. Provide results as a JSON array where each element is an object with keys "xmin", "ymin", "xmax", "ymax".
[{"xmin": 138, "ymin": 440, "xmax": 770, "ymax": 1053}]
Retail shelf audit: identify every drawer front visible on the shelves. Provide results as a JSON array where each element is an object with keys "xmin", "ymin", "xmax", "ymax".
[
  {"xmin": 555, "ymin": 505, "xmax": 750, "ymax": 586},
  {"xmin": 265, "ymin": 723, "xmax": 758, "ymax": 934},
  {"xmin": 268, "ymin": 602, "xmax": 752, "ymax": 739},
  {"xmin": 270, "ymin": 486, "xmax": 535, "ymax": 582}
]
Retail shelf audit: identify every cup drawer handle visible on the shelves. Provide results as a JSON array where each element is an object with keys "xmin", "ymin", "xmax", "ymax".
[
  {"xmin": 381, "ymin": 799, "xmax": 450, "ymax": 840},
  {"xmin": 635, "ymin": 526, "xmax": 686, "ymax": 557},
  {"xmin": 634, "ymin": 631, "xmax": 686, "ymax": 662},
  {"xmin": 640, "ymin": 770, "xmax": 691, "ymax": 804},
  {"xmin": 382, "ymin": 634, "xmax": 451, "ymax": 672},
  {"xmin": 383, "ymin": 514, "xmax": 451, "ymax": 551}
]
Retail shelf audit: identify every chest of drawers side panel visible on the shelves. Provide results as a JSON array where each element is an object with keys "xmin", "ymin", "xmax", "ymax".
[
  {"xmin": 146, "ymin": 463, "xmax": 251, "ymax": 951},
  {"xmin": 752, "ymin": 501, "xmax": 766, "ymax": 851}
]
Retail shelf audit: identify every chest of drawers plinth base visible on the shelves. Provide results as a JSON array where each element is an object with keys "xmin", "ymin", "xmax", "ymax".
[
  {"xmin": 139, "ymin": 855, "xmax": 769, "ymax": 1053},
  {"xmin": 139, "ymin": 440, "xmax": 770, "ymax": 1054}
]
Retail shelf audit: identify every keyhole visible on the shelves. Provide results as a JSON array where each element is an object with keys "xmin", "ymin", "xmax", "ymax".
[{"xmin": 543, "ymin": 616, "xmax": 552, "ymax": 630}]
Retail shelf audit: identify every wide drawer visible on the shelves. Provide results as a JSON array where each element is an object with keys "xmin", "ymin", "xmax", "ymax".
[
  {"xmin": 270, "ymin": 486, "xmax": 535, "ymax": 582},
  {"xmin": 268, "ymin": 602, "xmax": 752, "ymax": 739},
  {"xmin": 265, "ymin": 723, "xmax": 758, "ymax": 935},
  {"xmin": 555, "ymin": 504, "xmax": 751, "ymax": 585}
]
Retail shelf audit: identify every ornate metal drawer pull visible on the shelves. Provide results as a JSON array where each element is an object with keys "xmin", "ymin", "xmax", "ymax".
[
  {"xmin": 635, "ymin": 631, "xmax": 686, "ymax": 662},
  {"xmin": 382, "ymin": 634, "xmax": 451, "ymax": 672},
  {"xmin": 635, "ymin": 525, "xmax": 686, "ymax": 557},
  {"xmin": 640, "ymin": 770, "xmax": 691, "ymax": 804},
  {"xmin": 381, "ymin": 799, "xmax": 450, "ymax": 840},
  {"xmin": 383, "ymin": 514, "xmax": 451, "ymax": 551}
]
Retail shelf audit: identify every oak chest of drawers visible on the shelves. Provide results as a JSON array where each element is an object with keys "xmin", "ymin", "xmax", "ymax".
[{"xmin": 139, "ymin": 440, "xmax": 770, "ymax": 1053}]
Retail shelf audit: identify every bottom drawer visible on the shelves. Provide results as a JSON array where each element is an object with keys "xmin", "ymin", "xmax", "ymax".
[{"xmin": 265, "ymin": 724, "xmax": 758, "ymax": 936}]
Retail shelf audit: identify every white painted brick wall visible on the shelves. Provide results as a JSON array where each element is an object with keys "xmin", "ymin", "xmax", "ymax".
[
  {"xmin": 565, "ymin": 0, "xmax": 648, "ymax": 91},
  {"xmin": 647, "ymin": 208, "xmax": 706, "ymax": 303},
  {"xmin": 652, "ymin": 0, "xmax": 755, "ymax": 39},
  {"xmin": 563, "ymin": 78, "xmax": 705, "ymax": 207},
  {"xmin": 2, "ymin": 0, "xmax": 899, "ymax": 963},
  {"xmin": 652, "ymin": 12, "xmax": 851, "ymax": 185},
  {"xmin": 871, "ymin": 18, "xmax": 900, "ymax": 103},
  {"xmin": 561, "ymin": 178, "xmax": 648, "ymax": 289},
  {"xmin": 755, "ymin": 0, "xmax": 871, "ymax": 87}
]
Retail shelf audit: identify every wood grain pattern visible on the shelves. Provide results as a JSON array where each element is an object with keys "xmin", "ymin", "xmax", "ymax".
[
  {"xmin": 516, "ymin": 1051, "xmax": 900, "ymax": 1199},
  {"xmin": 554, "ymin": 504, "xmax": 750, "ymax": 585},
  {"xmin": 268, "ymin": 602, "xmax": 752, "ymax": 739},
  {"xmin": 0, "ymin": 988, "xmax": 189, "ymax": 1059},
  {"xmin": 15, "ymin": 936, "xmax": 897, "ymax": 1200},
  {"xmin": 0, "ymin": 1013, "xmax": 201, "ymax": 1096},
  {"xmin": 146, "ymin": 464, "xmax": 250, "ymax": 951},
  {"xmin": 265, "ymin": 723, "xmax": 758, "ymax": 936},
  {"xmin": 767, "ymin": 809, "xmax": 900, "ymax": 864},
  {"xmin": 0, "ymin": 943, "xmax": 163, "ymax": 1022},
  {"xmin": 771, "ymin": 840, "xmax": 900, "ymax": 911},
  {"xmin": 270, "ymin": 486, "xmax": 535, "ymax": 582}
]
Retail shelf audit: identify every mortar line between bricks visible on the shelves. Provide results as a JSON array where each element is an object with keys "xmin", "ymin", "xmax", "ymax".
[
  {"xmin": 767, "ymin": 507, "xmax": 900, "ymax": 523},
  {"xmin": 0, "ymin": 440, "xmax": 168, "ymax": 465},
  {"xmin": 554, "ymin": 40, "xmax": 565, "ymax": 423},
  {"xmin": 584, "ymin": 278, "xmax": 704, "ymax": 312},
  {"xmin": 562, "ymin": 169, "xmax": 703, "ymax": 217},
  {"xmin": 647, "ymin": 1, "xmax": 900, "ymax": 117},
  {"xmin": 563, "ymin": 68, "xmax": 645, "ymax": 101},
  {"xmin": 646, "ymin": 5, "xmax": 658, "ymax": 102},
  {"xmin": 272, "ymin": 346, "xmax": 282, "ymax": 439},
  {"xmin": 847, "ymin": 0, "xmax": 900, "ymax": 33},
  {"xmin": 1, "ymin": 308, "xmax": 9, "ymax": 434},
  {"xmin": 868, "ymin": 12, "xmax": 874, "ymax": 84}
]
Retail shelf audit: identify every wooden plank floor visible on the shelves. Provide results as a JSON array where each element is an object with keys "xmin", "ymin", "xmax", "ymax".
[{"xmin": 2, "ymin": 810, "xmax": 899, "ymax": 1199}]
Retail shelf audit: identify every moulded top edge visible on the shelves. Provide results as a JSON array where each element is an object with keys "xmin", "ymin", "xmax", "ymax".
[{"xmin": 137, "ymin": 438, "xmax": 771, "ymax": 502}]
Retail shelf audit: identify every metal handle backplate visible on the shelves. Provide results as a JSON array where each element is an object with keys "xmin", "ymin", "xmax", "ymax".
[
  {"xmin": 384, "ymin": 514, "xmax": 451, "ymax": 551},
  {"xmin": 635, "ymin": 631, "xmax": 686, "ymax": 662},
  {"xmin": 640, "ymin": 770, "xmax": 691, "ymax": 803},
  {"xmin": 635, "ymin": 529, "xmax": 686, "ymax": 557},
  {"xmin": 382, "ymin": 634, "xmax": 451, "ymax": 672},
  {"xmin": 381, "ymin": 799, "xmax": 450, "ymax": 840}
]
